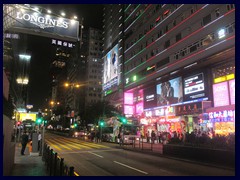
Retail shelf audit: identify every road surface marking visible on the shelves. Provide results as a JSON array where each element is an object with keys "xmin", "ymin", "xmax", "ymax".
[
  {"xmin": 114, "ymin": 161, "xmax": 148, "ymax": 174},
  {"xmin": 88, "ymin": 152, "xmax": 103, "ymax": 158},
  {"xmin": 59, "ymin": 149, "xmax": 123, "ymax": 154}
]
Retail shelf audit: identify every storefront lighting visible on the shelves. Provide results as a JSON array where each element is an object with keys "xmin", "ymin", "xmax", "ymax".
[
  {"xmin": 16, "ymin": 78, "xmax": 29, "ymax": 85},
  {"xmin": 19, "ymin": 54, "xmax": 31, "ymax": 61}
]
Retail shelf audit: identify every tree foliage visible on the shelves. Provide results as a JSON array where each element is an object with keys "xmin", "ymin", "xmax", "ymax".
[{"xmin": 82, "ymin": 101, "xmax": 122, "ymax": 126}]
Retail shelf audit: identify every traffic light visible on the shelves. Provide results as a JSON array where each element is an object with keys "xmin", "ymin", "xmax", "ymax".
[
  {"xmin": 36, "ymin": 117, "xmax": 42, "ymax": 124},
  {"xmin": 44, "ymin": 120, "xmax": 47, "ymax": 126},
  {"xmin": 99, "ymin": 120, "xmax": 104, "ymax": 127},
  {"xmin": 74, "ymin": 123, "xmax": 77, "ymax": 127},
  {"xmin": 121, "ymin": 117, "xmax": 127, "ymax": 124}
]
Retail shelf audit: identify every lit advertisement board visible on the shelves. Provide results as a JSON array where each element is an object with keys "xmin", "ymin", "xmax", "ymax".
[
  {"xmin": 229, "ymin": 79, "xmax": 235, "ymax": 105},
  {"xmin": 124, "ymin": 92, "xmax": 133, "ymax": 105},
  {"xmin": 19, "ymin": 113, "xmax": 37, "ymax": 121},
  {"xmin": 156, "ymin": 77, "xmax": 183, "ymax": 106},
  {"xmin": 9, "ymin": 9, "xmax": 79, "ymax": 42},
  {"xmin": 144, "ymin": 86, "xmax": 157, "ymax": 109},
  {"xmin": 213, "ymin": 82, "xmax": 230, "ymax": 107},
  {"xmin": 183, "ymin": 73, "xmax": 207, "ymax": 101},
  {"xmin": 103, "ymin": 44, "xmax": 119, "ymax": 91},
  {"xmin": 124, "ymin": 105, "xmax": 134, "ymax": 115}
]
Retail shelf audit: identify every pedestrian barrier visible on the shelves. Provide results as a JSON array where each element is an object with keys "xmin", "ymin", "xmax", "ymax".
[
  {"xmin": 42, "ymin": 143, "xmax": 78, "ymax": 176},
  {"xmin": 122, "ymin": 137, "xmax": 163, "ymax": 153}
]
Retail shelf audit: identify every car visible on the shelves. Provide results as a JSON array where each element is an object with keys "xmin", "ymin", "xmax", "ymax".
[{"xmin": 73, "ymin": 131, "xmax": 87, "ymax": 137}]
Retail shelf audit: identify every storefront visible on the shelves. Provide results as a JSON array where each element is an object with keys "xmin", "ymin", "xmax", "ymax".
[
  {"xmin": 206, "ymin": 62, "xmax": 235, "ymax": 135},
  {"xmin": 206, "ymin": 105, "xmax": 235, "ymax": 135}
]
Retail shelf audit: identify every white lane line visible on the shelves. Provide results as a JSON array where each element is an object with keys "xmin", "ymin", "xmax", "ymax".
[
  {"xmin": 88, "ymin": 152, "xmax": 104, "ymax": 158},
  {"xmin": 114, "ymin": 161, "xmax": 148, "ymax": 174}
]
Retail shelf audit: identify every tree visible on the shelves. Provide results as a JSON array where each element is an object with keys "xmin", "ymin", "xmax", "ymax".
[{"xmin": 82, "ymin": 101, "xmax": 121, "ymax": 126}]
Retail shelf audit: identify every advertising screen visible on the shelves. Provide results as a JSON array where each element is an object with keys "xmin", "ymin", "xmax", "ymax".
[
  {"xmin": 144, "ymin": 86, "xmax": 157, "ymax": 109},
  {"xmin": 9, "ymin": 9, "xmax": 79, "ymax": 42},
  {"xmin": 124, "ymin": 92, "xmax": 133, "ymax": 105},
  {"xmin": 103, "ymin": 44, "xmax": 119, "ymax": 91},
  {"xmin": 183, "ymin": 73, "xmax": 206, "ymax": 101},
  {"xmin": 156, "ymin": 77, "xmax": 183, "ymax": 106},
  {"xmin": 229, "ymin": 79, "xmax": 235, "ymax": 105},
  {"xmin": 213, "ymin": 82, "xmax": 230, "ymax": 107}
]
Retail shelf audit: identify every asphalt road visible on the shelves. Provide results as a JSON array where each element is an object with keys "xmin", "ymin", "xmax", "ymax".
[{"xmin": 44, "ymin": 132, "xmax": 235, "ymax": 176}]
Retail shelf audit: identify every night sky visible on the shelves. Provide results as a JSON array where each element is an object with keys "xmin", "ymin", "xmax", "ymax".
[{"xmin": 27, "ymin": 4, "xmax": 104, "ymax": 111}]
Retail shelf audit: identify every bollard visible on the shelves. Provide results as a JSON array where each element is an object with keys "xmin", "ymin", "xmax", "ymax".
[
  {"xmin": 46, "ymin": 146, "xmax": 50, "ymax": 167},
  {"xmin": 151, "ymin": 139, "xmax": 153, "ymax": 151},
  {"xmin": 69, "ymin": 166, "xmax": 74, "ymax": 176},
  {"xmin": 49, "ymin": 149, "xmax": 53, "ymax": 176},
  {"xmin": 59, "ymin": 158, "xmax": 64, "ymax": 176},
  {"xmin": 53, "ymin": 152, "xmax": 58, "ymax": 176}
]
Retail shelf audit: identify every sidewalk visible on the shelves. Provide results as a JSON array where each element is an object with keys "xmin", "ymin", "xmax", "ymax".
[{"xmin": 10, "ymin": 143, "xmax": 48, "ymax": 176}]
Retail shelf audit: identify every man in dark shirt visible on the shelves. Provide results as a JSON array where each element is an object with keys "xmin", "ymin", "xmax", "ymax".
[{"xmin": 21, "ymin": 131, "xmax": 29, "ymax": 155}]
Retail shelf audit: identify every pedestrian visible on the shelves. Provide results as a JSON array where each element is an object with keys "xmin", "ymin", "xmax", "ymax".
[
  {"xmin": 38, "ymin": 132, "xmax": 42, "ymax": 151},
  {"xmin": 158, "ymin": 131, "xmax": 162, "ymax": 143},
  {"xmin": 21, "ymin": 131, "xmax": 29, "ymax": 155},
  {"xmin": 96, "ymin": 131, "xmax": 100, "ymax": 143},
  {"xmin": 147, "ymin": 131, "xmax": 150, "ymax": 143},
  {"xmin": 151, "ymin": 130, "xmax": 156, "ymax": 144}
]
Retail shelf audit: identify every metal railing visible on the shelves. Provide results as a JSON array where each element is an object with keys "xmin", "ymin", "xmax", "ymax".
[{"xmin": 42, "ymin": 143, "xmax": 78, "ymax": 176}]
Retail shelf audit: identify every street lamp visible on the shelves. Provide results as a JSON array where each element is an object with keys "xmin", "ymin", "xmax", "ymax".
[{"xmin": 64, "ymin": 82, "xmax": 81, "ymax": 89}]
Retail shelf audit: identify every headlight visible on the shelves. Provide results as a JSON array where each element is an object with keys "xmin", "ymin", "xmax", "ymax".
[{"xmin": 74, "ymin": 132, "xmax": 78, "ymax": 136}]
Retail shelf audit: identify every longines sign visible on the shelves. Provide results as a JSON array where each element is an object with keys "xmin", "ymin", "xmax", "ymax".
[
  {"xmin": 16, "ymin": 11, "xmax": 69, "ymax": 29},
  {"xmin": 9, "ymin": 10, "xmax": 79, "ymax": 42}
]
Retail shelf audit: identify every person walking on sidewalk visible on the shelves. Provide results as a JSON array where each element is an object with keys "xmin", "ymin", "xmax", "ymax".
[
  {"xmin": 38, "ymin": 132, "xmax": 42, "ymax": 151},
  {"xmin": 21, "ymin": 131, "xmax": 29, "ymax": 155}
]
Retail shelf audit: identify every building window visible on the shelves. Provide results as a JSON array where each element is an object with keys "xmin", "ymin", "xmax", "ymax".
[
  {"xmin": 215, "ymin": 8, "xmax": 220, "ymax": 18},
  {"xmin": 164, "ymin": 40, "xmax": 170, "ymax": 49},
  {"xmin": 173, "ymin": 19, "xmax": 176, "ymax": 27},
  {"xmin": 176, "ymin": 33, "xmax": 182, "ymax": 42},
  {"xmin": 227, "ymin": 4, "xmax": 235, "ymax": 11},
  {"xmin": 202, "ymin": 14, "xmax": 211, "ymax": 26}
]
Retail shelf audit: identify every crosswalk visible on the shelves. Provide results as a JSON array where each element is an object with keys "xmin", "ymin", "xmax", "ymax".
[{"xmin": 45, "ymin": 137, "xmax": 110, "ymax": 152}]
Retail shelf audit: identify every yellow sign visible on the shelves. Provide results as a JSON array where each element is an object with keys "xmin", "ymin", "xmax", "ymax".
[
  {"xmin": 19, "ymin": 113, "xmax": 37, "ymax": 121},
  {"xmin": 214, "ymin": 74, "xmax": 234, "ymax": 83}
]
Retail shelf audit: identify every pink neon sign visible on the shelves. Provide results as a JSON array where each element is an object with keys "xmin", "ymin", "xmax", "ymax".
[
  {"xmin": 229, "ymin": 79, "xmax": 235, "ymax": 105},
  {"xmin": 124, "ymin": 92, "xmax": 133, "ymax": 105},
  {"xmin": 136, "ymin": 102, "xmax": 143, "ymax": 114},
  {"xmin": 213, "ymin": 82, "xmax": 229, "ymax": 107}
]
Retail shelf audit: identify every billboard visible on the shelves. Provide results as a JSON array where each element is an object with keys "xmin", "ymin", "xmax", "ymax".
[
  {"xmin": 103, "ymin": 44, "xmax": 120, "ymax": 91},
  {"xmin": 8, "ymin": 9, "xmax": 79, "ymax": 42},
  {"xmin": 156, "ymin": 77, "xmax": 183, "ymax": 106},
  {"xmin": 229, "ymin": 79, "xmax": 235, "ymax": 105},
  {"xmin": 144, "ymin": 86, "xmax": 157, "ymax": 109},
  {"xmin": 183, "ymin": 73, "xmax": 207, "ymax": 101},
  {"xmin": 213, "ymin": 82, "xmax": 230, "ymax": 107}
]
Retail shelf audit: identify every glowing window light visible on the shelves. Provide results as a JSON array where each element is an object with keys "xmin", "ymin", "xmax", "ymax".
[{"xmin": 218, "ymin": 28, "xmax": 226, "ymax": 39}]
